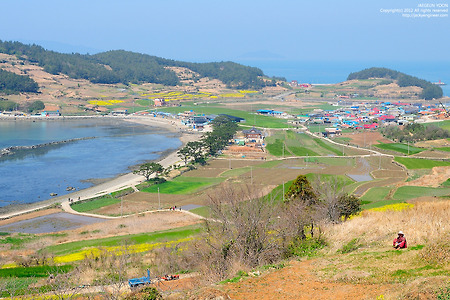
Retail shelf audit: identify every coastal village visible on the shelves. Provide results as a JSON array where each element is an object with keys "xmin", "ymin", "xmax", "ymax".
[{"xmin": 0, "ymin": 45, "xmax": 449, "ymax": 299}]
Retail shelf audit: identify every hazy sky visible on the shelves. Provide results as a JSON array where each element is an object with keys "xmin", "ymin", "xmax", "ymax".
[{"xmin": 1, "ymin": 0, "xmax": 449, "ymax": 62}]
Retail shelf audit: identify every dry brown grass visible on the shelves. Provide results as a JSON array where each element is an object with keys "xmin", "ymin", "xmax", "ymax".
[{"xmin": 324, "ymin": 200, "xmax": 450, "ymax": 252}]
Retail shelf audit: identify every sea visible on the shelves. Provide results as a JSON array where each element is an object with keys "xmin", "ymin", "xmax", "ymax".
[
  {"xmin": 0, "ymin": 118, "xmax": 181, "ymax": 209},
  {"xmin": 236, "ymin": 60, "xmax": 450, "ymax": 97},
  {"xmin": 1, "ymin": 60, "xmax": 449, "ymax": 211}
]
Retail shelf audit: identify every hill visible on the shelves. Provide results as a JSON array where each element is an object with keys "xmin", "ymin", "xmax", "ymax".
[
  {"xmin": 0, "ymin": 40, "xmax": 272, "ymax": 90},
  {"xmin": 0, "ymin": 68, "xmax": 39, "ymax": 94},
  {"xmin": 348, "ymin": 67, "xmax": 443, "ymax": 100}
]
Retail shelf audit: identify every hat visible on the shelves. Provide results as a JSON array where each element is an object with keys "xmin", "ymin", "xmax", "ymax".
[{"xmin": 398, "ymin": 231, "xmax": 404, "ymax": 235}]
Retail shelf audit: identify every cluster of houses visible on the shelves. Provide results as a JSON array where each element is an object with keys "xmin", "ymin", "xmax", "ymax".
[
  {"xmin": 0, "ymin": 110, "xmax": 61, "ymax": 117},
  {"xmin": 254, "ymin": 101, "xmax": 448, "ymax": 137},
  {"xmin": 289, "ymin": 80, "xmax": 312, "ymax": 88},
  {"xmin": 302, "ymin": 101, "xmax": 447, "ymax": 133},
  {"xmin": 233, "ymin": 127, "xmax": 265, "ymax": 149}
]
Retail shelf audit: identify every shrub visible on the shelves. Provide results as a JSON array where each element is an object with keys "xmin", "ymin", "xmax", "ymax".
[
  {"xmin": 125, "ymin": 287, "xmax": 162, "ymax": 300},
  {"xmin": 286, "ymin": 237, "xmax": 327, "ymax": 258}
]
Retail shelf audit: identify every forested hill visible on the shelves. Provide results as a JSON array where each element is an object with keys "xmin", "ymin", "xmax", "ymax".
[
  {"xmin": 347, "ymin": 67, "xmax": 443, "ymax": 100},
  {"xmin": 0, "ymin": 40, "xmax": 271, "ymax": 89},
  {"xmin": 0, "ymin": 69, "xmax": 39, "ymax": 94}
]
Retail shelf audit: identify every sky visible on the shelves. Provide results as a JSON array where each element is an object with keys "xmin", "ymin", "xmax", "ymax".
[{"xmin": 1, "ymin": 0, "xmax": 449, "ymax": 63}]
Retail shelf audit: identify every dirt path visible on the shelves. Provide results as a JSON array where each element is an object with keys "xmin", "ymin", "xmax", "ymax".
[
  {"xmin": 398, "ymin": 166, "xmax": 450, "ymax": 187},
  {"xmin": 221, "ymin": 260, "xmax": 393, "ymax": 300}
]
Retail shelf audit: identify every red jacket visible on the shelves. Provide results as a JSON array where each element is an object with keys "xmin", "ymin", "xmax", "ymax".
[{"xmin": 393, "ymin": 236, "xmax": 407, "ymax": 248}]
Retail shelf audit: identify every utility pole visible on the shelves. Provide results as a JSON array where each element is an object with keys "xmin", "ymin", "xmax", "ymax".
[
  {"xmin": 158, "ymin": 187, "xmax": 161, "ymax": 209},
  {"xmin": 250, "ymin": 166, "xmax": 253, "ymax": 185},
  {"xmin": 282, "ymin": 181, "xmax": 285, "ymax": 201}
]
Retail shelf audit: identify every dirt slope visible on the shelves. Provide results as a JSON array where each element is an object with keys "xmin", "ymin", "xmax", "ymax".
[{"xmin": 217, "ymin": 260, "xmax": 392, "ymax": 300}]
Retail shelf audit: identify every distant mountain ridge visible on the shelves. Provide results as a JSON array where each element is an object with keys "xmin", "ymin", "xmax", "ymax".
[
  {"xmin": 0, "ymin": 40, "xmax": 273, "ymax": 90},
  {"xmin": 348, "ymin": 67, "xmax": 443, "ymax": 100}
]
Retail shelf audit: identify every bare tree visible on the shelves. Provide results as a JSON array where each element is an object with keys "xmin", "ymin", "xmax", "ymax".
[
  {"xmin": 47, "ymin": 267, "xmax": 84, "ymax": 300},
  {"xmin": 197, "ymin": 184, "xmax": 283, "ymax": 281},
  {"xmin": 97, "ymin": 243, "xmax": 138, "ymax": 300},
  {"xmin": 312, "ymin": 175, "xmax": 361, "ymax": 224}
]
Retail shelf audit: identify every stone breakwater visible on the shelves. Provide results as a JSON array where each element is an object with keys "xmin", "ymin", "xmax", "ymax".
[{"xmin": 0, "ymin": 137, "xmax": 96, "ymax": 157}]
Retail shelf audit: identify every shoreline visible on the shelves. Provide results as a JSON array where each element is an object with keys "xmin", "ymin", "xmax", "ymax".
[{"xmin": 0, "ymin": 115, "xmax": 203, "ymax": 220}]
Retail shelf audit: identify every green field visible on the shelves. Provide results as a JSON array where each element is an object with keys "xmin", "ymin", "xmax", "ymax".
[
  {"xmin": 362, "ymin": 199, "xmax": 406, "ymax": 210},
  {"xmin": 71, "ymin": 197, "xmax": 121, "ymax": 212},
  {"xmin": 334, "ymin": 137, "xmax": 352, "ymax": 144},
  {"xmin": 142, "ymin": 176, "xmax": 223, "ymax": 194},
  {"xmin": 392, "ymin": 186, "xmax": 450, "ymax": 201},
  {"xmin": 374, "ymin": 143, "xmax": 424, "ymax": 155},
  {"xmin": 305, "ymin": 157, "xmax": 355, "ymax": 166},
  {"xmin": 360, "ymin": 186, "xmax": 392, "ymax": 204},
  {"xmin": 43, "ymin": 225, "xmax": 202, "ymax": 256},
  {"xmin": 265, "ymin": 131, "xmax": 341, "ymax": 157},
  {"xmin": 313, "ymin": 138, "xmax": 343, "ymax": 156},
  {"xmin": 265, "ymin": 138, "xmax": 285, "ymax": 156},
  {"xmin": 424, "ymin": 120, "xmax": 450, "ymax": 132},
  {"xmin": 306, "ymin": 124, "xmax": 325, "ymax": 133},
  {"xmin": 255, "ymin": 160, "xmax": 284, "ymax": 168},
  {"xmin": 0, "ymin": 265, "xmax": 73, "ymax": 278},
  {"xmin": 289, "ymin": 146, "xmax": 319, "ymax": 156},
  {"xmin": 395, "ymin": 157, "xmax": 450, "ymax": 169},
  {"xmin": 360, "ymin": 184, "xmax": 450, "ymax": 209},
  {"xmin": 189, "ymin": 206, "xmax": 211, "ymax": 218},
  {"xmin": 159, "ymin": 105, "xmax": 288, "ymax": 128},
  {"xmin": 219, "ymin": 167, "xmax": 251, "ymax": 178},
  {"xmin": 436, "ymin": 147, "xmax": 450, "ymax": 152}
]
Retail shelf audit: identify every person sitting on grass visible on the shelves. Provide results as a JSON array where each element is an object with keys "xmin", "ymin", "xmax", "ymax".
[{"xmin": 393, "ymin": 231, "xmax": 407, "ymax": 249}]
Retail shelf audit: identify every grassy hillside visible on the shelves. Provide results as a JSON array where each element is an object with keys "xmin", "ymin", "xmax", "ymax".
[
  {"xmin": 348, "ymin": 67, "xmax": 443, "ymax": 99},
  {"xmin": 0, "ymin": 40, "xmax": 272, "ymax": 89}
]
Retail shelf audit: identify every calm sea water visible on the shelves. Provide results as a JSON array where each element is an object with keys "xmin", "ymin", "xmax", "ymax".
[
  {"xmin": 237, "ymin": 60, "xmax": 450, "ymax": 96},
  {"xmin": 0, "ymin": 118, "xmax": 181, "ymax": 207}
]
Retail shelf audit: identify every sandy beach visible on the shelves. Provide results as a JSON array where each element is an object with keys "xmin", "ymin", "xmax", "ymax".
[{"xmin": 0, "ymin": 115, "xmax": 204, "ymax": 220}]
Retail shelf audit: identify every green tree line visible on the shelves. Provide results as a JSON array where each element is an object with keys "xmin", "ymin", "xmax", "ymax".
[
  {"xmin": 0, "ymin": 69, "xmax": 39, "ymax": 94},
  {"xmin": 0, "ymin": 40, "xmax": 273, "ymax": 89},
  {"xmin": 381, "ymin": 123, "xmax": 449, "ymax": 143},
  {"xmin": 347, "ymin": 67, "xmax": 443, "ymax": 100},
  {"xmin": 177, "ymin": 115, "xmax": 239, "ymax": 165}
]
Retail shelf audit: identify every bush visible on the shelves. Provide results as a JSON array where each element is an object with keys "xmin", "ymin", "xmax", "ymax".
[
  {"xmin": 286, "ymin": 237, "xmax": 327, "ymax": 258},
  {"xmin": 125, "ymin": 286, "xmax": 162, "ymax": 300}
]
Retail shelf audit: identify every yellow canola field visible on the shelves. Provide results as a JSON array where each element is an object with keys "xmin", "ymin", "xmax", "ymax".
[
  {"xmin": 88, "ymin": 100, "xmax": 124, "ymax": 106},
  {"xmin": 367, "ymin": 203, "xmax": 414, "ymax": 212},
  {"xmin": 142, "ymin": 91, "xmax": 212, "ymax": 101},
  {"xmin": 52, "ymin": 237, "xmax": 192, "ymax": 264},
  {"xmin": 141, "ymin": 90, "xmax": 257, "ymax": 101},
  {"xmin": 348, "ymin": 203, "xmax": 414, "ymax": 220}
]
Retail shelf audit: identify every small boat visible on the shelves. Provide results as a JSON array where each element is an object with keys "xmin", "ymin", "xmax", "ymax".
[{"xmin": 50, "ymin": 193, "xmax": 58, "ymax": 196}]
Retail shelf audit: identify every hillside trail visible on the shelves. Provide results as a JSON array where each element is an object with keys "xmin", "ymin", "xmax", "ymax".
[
  {"xmin": 220, "ymin": 259, "xmax": 394, "ymax": 300},
  {"xmin": 398, "ymin": 166, "xmax": 450, "ymax": 188}
]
